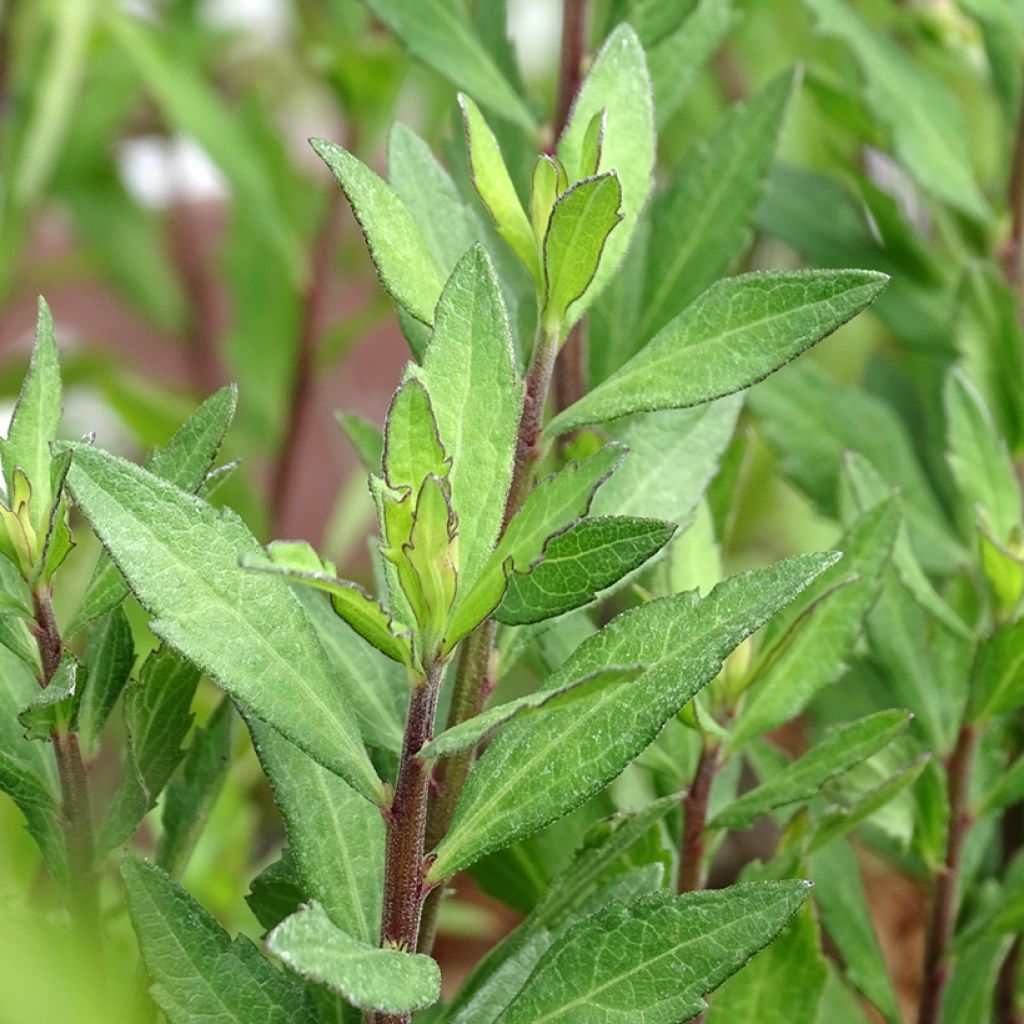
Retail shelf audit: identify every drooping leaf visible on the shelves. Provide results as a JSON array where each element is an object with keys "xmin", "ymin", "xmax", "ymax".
[
  {"xmin": 268, "ymin": 902, "xmax": 441, "ymax": 1013},
  {"xmin": 548, "ymin": 270, "xmax": 888, "ymax": 435},
  {"xmin": 123, "ymin": 853, "xmax": 319, "ymax": 1024},
  {"xmin": 496, "ymin": 882, "xmax": 811, "ymax": 1024},
  {"xmin": 312, "ymin": 138, "xmax": 445, "ymax": 326},
  {"xmin": 430, "ymin": 553, "xmax": 837, "ymax": 880},
  {"xmin": 63, "ymin": 445, "xmax": 383, "ymax": 804},
  {"xmin": 74, "ymin": 606, "xmax": 134, "ymax": 757},
  {"xmin": 249, "ymin": 719, "xmax": 384, "ymax": 945}
]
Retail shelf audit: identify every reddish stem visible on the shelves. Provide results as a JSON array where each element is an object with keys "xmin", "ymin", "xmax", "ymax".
[{"xmin": 677, "ymin": 743, "xmax": 722, "ymax": 893}]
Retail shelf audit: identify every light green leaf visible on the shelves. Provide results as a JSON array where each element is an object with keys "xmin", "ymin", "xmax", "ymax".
[
  {"xmin": 496, "ymin": 516, "xmax": 675, "ymax": 625},
  {"xmin": 335, "ymin": 412, "xmax": 384, "ymax": 475},
  {"xmin": 803, "ymin": 0, "xmax": 989, "ymax": 221},
  {"xmin": 945, "ymin": 368, "xmax": 1020, "ymax": 542},
  {"xmin": 312, "ymin": 138, "xmax": 445, "ymax": 326},
  {"xmin": 732, "ymin": 499, "xmax": 899, "ymax": 744},
  {"xmin": 705, "ymin": 904, "xmax": 827, "ymax": 1024},
  {"xmin": 712, "ymin": 710, "xmax": 911, "ymax": 830},
  {"xmin": 249, "ymin": 721, "xmax": 384, "ymax": 945},
  {"xmin": 968, "ymin": 618, "xmax": 1024, "ymax": 722},
  {"xmin": 542, "ymin": 173, "xmax": 623, "ymax": 333},
  {"xmin": 637, "ymin": 70, "xmax": 796, "ymax": 346},
  {"xmin": 430, "ymin": 552, "xmax": 837, "ymax": 880},
  {"xmin": 123, "ymin": 853, "xmax": 319, "ymax": 1024},
  {"xmin": 459, "ymin": 95, "xmax": 539, "ymax": 282},
  {"xmin": 496, "ymin": 882, "xmax": 810, "ymax": 1024},
  {"xmin": 557, "ymin": 24, "xmax": 654, "ymax": 325},
  {"xmin": 268, "ymin": 901, "xmax": 440, "ymax": 1013},
  {"xmin": 19, "ymin": 654, "xmax": 77, "ymax": 741},
  {"xmin": 364, "ymin": 0, "xmax": 536, "ymax": 130},
  {"xmin": 530, "ymin": 156, "xmax": 561, "ymax": 241},
  {"xmin": 63, "ymin": 445, "xmax": 384, "ymax": 805},
  {"xmin": 548, "ymin": 270, "xmax": 888, "ymax": 436},
  {"xmin": 74, "ymin": 606, "xmax": 134, "ymax": 757},
  {"xmin": 1, "ymin": 297, "xmax": 61, "ymax": 538},
  {"xmin": 414, "ymin": 244, "xmax": 523, "ymax": 592}
]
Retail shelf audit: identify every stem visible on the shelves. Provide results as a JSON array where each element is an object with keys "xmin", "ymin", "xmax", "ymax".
[
  {"xmin": 997, "ymin": 936, "xmax": 1023, "ymax": 1024},
  {"xmin": 917, "ymin": 723, "xmax": 978, "ymax": 1024},
  {"xmin": 375, "ymin": 662, "xmax": 443, "ymax": 1024},
  {"xmin": 269, "ymin": 188, "xmax": 345, "ymax": 534},
  {"xmin": 677, "ymin": 741, "xmax": 722, "ymax": 893},
  {"xmin": 1003, "ymin": 76, "xmax": 1024, "ymax": 292}
]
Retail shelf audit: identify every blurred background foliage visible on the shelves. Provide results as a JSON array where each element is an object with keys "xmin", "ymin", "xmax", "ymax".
[{"xmin": 2, "ymin": 0, "xmax": 1024, "ymax": 1019}]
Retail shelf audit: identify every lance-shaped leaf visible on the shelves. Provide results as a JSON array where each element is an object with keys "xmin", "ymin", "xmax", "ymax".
[
  {"xmin": 945, "ymin": 368, "xmax": 1021, "ymax": 542},
  {"xmin": 530, "ymin": 155, "xmax": 563, "ymax": 241},
  {"xmin": 430, "ymin": 552, "xmax": 837, "ymax": 880},
  {"xmin": 63, "ymin": 445, "xmax": 384, "ymax": 805},
  {"xmin": 459, "ymin": 96, "xmax": 539, "ymax": 282},
  {"xmin": 732, "ymin": 499, "xmax": 899, "ymax": 744},
  {"xmin": 74, "ymin": 606, "xmax": 134, "ymax": 756},
  {"xmin": 365, "ymin": 0, "xmax": 535, "ymax": 130},
  {"xmin": 19, "ymin": 654, "xmax": 78, "ymax": 741},
  {"xmin": 968, "ymin": 618, "xmax": 1024, "ymax": 722},
  {"xmin": 443, "ymin": 443, "xmax": 625, "ymax": 652},
  {"xmin": 336, "ymin": 411, "xmax": 384, "ymax": 475},
  {"xmin": 542, "ymin": 173, "xmax": 623, "ymax": 333},
  {"xmin": 548, "ymin": 270, "xmax": 888, "ymax": 435},
  {"xmin": 1, "ymin": 297, "xmax": 61, "ymax": 538},
  {"xmin": 496, "ymin": 516, "xmax": 675, "ymax": 625},
  {"xmin": 312, "ymin": 138, "xmax": 445, "ymax": 326},
  {"xmin": 249, "ymin": 720, "xmax": 384, "ymax": 944},
  {"xmin": 268, "ymin": 902, "xmax": 440, "ymax": 1013},
  {"xmin": 413, "ymin": 245, "xmax": 523, "ymax": 594},
  {"xmin": 123, "ymin": 854, "xmax": 319, "ymax": 1024},
  {"xmin": 98, "ymin": 647, "xmax": 200, "ymax": 855},
  {"xmin": 70, "ymin": 385, "xmax": 238, "ymax": 635},
  {"xmin": 712, "ymin": 710, "xmax": 911, "ymax": 830},
  {"xmin": 496, "ymin": 882, "xmax": 810, "ymax": 1024},
  {"xmin": 557, "ymin": 25, "xmax": 654, "ymax": 325}
]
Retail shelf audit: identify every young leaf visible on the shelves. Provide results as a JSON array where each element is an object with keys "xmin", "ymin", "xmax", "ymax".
[
  {"xmin": 459, "ymin": 95, "xmax": 540, "ymax": 282},
  {"xmin": 123, "ymin": 853, "xmax": 319, "ymax": 1024},
  {"xmin": 495, "ymin": 516, "xmax": 675, "ymax": 625},
  {"xmin": 496, "ymin": 882, "xmax": 810, "ymax": 1024},
  {"xmin": 430, "ymin": 552, "xmax": 837, "ymax": 880},
  {"xmin": 712, "ymin": 710, "xmax": 911, "ymax": 829},
  {"xmin": 249, "ymin": 720, "xmax": 384, "ymax": 945},
  {"xmin": 530, "ymin": 155, "xmax": 561, "ymax": 241},
  {"xmin": 364, "ymin": 0, "xmax": 536, "ymax": 130},
  {"xmin": 311, "ymin": 138, "xmax": 445, "ymax": 326},
  {"xmin": 335, "ymin": 412, "xmax": 384, "ymax": 475},
  {"xmin": 547, "ymin": 270, "xmax": 888, "ymax": 435},
  {"xmin": 268, "ymin": 902, "xmax": 441, "ymax": 1013},
  {"xmin": 1, "ymin": 297, "xmax": 61, "ymax": 539},
  {"xmin": 541, "ymin": 173, "xmax": 623, "ymax": 333},
  {"xmin": 64, "ymin": 445, "xmax": 384, "ymax": 804},
  {"xmin": 557, "ymin": 24, "xmax": 655, "ymax": 325},
  {"xmin": 74, "ymin": 606, "xmax": 134, "ymax": 757}
]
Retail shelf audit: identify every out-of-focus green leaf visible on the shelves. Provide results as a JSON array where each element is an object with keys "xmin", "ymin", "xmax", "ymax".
[{"xmin": 968, "ymin": 618, "xmax": 1024, "ymax": 722}]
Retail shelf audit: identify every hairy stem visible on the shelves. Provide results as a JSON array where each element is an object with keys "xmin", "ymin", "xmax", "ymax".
[
  {"xmin": 376, "ymin": 662, "xmax": 443, "ymax": 1024},
  {"xmin": 677, "ymin": 741, "xmax": 722, "ymax": 893},
  {"xmin": 917, "ymin": 723, "xmax": 978, "ymax": 1024}
]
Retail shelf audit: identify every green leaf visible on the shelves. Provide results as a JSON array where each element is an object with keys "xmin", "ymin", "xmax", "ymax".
[
  {"xmin": 1, "ymin": 297, "xmax": 61, "ymax": 538},
  {"xmin": 74, "ymin": 606, "xmax": 134, "ymax": 757},
  {"xmin": 247, "ymin": 851, "xmax": 306, "ymax": 933},
  {"xmin": 945, "ymin": 368, "xmax": 1020, "ymax": 542},
  {"xmin": 69, "ymin": 385, "xmax": 238, "ymax": 636},
  {"xmin": 123, "ymin": 853, "xmax": 319, "ymax": 1024},
  {"xmin": 704, "ymin": 904, "xmax": 827, "ymax": 1024},
  {"xmin": 156, "ymin": 697, "xmax": 233, "ymax": 878},
  {"xmin": 335, "ymin": 412, "xmax": 384, "ymax": 475},
  {"xmin": 459, "ymin": 95, "xmax": 539, "ymax": 282},
  {"xmin": 364, "ymin": 0, "xmax": 536, "ymax": 130},
  {"xmin": 311, "ymin": 138, "xmax": 445, "ymax": 326},
  {"xmin": 268, "ymin": 902, "xmax": 440, "ymax": 1013},
  {"xmin": 557, "ymin": 25, "xmax": 654, "ymax": 326},
  {"xmin": 542, "ymin": 173, "xmax": 623, "ymax": 332},
  {"xmin": 803, "ymin": 0, "xmax": 989, "ymax": 221},
  {"xmin": 548, "ymin": 270, "xmax": 888, "ymax": 436},
  {"xmin": 414, "ymin": 245, "xmax": 523, "ymax": 593},
  {"xmin": 430, "ymin": 552, "xmax": 837, "ymax": 880},
  {"xmin": 732, "ymin": 498, "xmax": 900, "ymax": 744},
  {"xmin": 496, "ymin": 882, "xmax": 810, "ymax": 1024},
  {"xmin": 636, "ymin": 70, "xmax": 796, "ymax": 346},
  {"xmin": 496, "ymin": 516, "xmax": 675, "ymax": 625},
  {"xmin": 968, "ymin": 618, "xmax": 1024, "ymax": 722},
  {"xmin": 98, "ymin": 647, "xmax": 200, "ymax": 855},
  {"xmin": 64, "ymin": 445, "xmax": 384, "ymax": 804},
  {"xmin": 443, "ymin": 444, "xmax": 625, "ymax": 651},
  {"xmin": 712, "ymin": 710, "xmax": 911, "ymax": 829},
  {"xmin": 249, "ymin": 720, "xmax": 384, "ymax": 945},
  {"xmin": 19, "ymin": 654, "xmax": 77, "ymax": 741}
]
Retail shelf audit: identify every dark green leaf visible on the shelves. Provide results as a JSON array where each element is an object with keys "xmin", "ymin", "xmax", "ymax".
[{"xmin": 74, "ymin": 606, "xmax": 134, "ymax": 756}]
